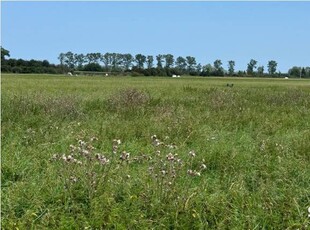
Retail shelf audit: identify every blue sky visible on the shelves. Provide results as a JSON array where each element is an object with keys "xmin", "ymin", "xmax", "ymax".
[{"xmin": 2, "ymin": 1, "xmax": 309, "ymax": 72}]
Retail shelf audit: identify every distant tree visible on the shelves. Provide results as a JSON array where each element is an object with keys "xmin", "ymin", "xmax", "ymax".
[
  {"xmin": 186, "ymin": 56, "xmax": 196, "ymax": 72},
  {"xmin": 267, "ymin": 60, "xmax": 277, "ymax": 75},
  {"xmin": 63, "ymin": 51, "xmax": 75, "ymax": 69},
  {"xmin": 58, "ymin": 53, "xmax": 65, "ymax": 66},
  {"xmin": 257, "ymin": 66, "xmax": 264, "ymax": 75},
  {"xmin": 110, "ymin": 53, "xmax": 123, "ymax": 71},
  {"xmin": 74, "ymin": 53, "xmax": 86, "ymax": 69},
  {"xmin": 164, "ymin": 54, "xmax": 174, "ymax": 68},
  {"xmin": 101, "ymin": 53, "xmax": 113, "ymax": 71},
  {"xmin": 175, "ymin": 56, "xmax": 187, "ymax": 73},
  {"xmin": 86, "ymin": 53, "xmax": 101, "ymax": 64},
  {"xmin": 228, "ymin": 60, "xmax": 235, "ymax": 76},
  {"xmin": 213, "ymin": 59, "xmax": 224, "ymax": 76},
  {"xmin": 247, "ymin": 59, "xmax": 257, "ymax": 75},
  {"xmin": 83, "ymin": 63, "xmax": 102, "ymax": 72},
  {"xmin": 288, "ymin": 66, "xmax": 301, "ymax": 77},
  {"xmin": 42, "ymin": 60, "xmax": 50, "ymax": 67},
  {"xmin": 201, "ymin": 64, "xmax": 214, "ymax": 76},
  {"xmin": 301, "ymin": 67, "xmax": 306, "ymax": 77},
  {"xmin": 122, "ymin": 54, "xmax": 134, "ymax": 70},
  {"xmin": 156, "ymin": 55, "xmax": 164, "ymax": 69},
  {"xmin": 1, "ymin": 47, "xmax": 10, "ymax": 61},
  {"xmin": 135, "ymin": 54, "xmax": 146, "ymax": 69},
  {"xmin": 146, "ymin": 55, "xmax": 154, "ymax": 69}
]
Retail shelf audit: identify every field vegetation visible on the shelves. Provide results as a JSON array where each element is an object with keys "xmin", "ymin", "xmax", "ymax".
[{"xmin": 2, "ymin": 74, "xmax": 310, "ymax": 229}]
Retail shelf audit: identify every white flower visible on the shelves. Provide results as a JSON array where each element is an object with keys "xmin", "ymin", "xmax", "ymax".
[
  {"xmin": 113, "ymin": 139, "xmax": 121, "ymax": 145},
  {"xmin": 200, "ymin": 164, "xmax": 207, "ymax": 170},
  {"xmin": 189, "ymin": 150, "xmax": 196, "ymax": 157},
  {"xmin": 166, "ymin": 153, "xmax": 174, "ymax": 161},
  {"xmin": 120, "ymin": 151, "xmax": 130, "ymax": 160}
]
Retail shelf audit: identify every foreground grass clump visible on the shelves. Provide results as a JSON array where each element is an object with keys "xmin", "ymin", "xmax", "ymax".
[{"xmin": 2, "ymin": 74, "xmax": 310, "ymax": 229}]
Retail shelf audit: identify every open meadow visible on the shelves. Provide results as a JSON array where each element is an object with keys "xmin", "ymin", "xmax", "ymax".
[{"xmin": 1, "ymin": 74, "xmax": 310, "ymax": 229}]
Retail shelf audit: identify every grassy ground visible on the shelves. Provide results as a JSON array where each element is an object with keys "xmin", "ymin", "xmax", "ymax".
[{"xmin": 2, "ymin": 74, "xmax": 310, "ymax": 229}]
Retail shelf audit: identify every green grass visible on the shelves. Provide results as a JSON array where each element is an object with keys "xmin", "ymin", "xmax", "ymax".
[{"xmin": 2, "ymin": 74, "xmax": 310, "ymax": 229}]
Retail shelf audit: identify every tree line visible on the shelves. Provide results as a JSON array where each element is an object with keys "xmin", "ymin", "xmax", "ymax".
[{"xmin": 1, "ymin": 47, "xmax": 310, "ymax": 78}]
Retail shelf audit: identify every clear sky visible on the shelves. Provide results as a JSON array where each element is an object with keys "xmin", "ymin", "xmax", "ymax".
[{"xmin": 2, "ymin": 1, "xmax": 309, "ymax": 72}]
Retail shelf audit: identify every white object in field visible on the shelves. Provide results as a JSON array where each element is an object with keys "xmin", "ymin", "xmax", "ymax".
[
  {"xmin": 105, "ymin": 73, "xmax": 109, "ymax": 76},
  {"xmin": 67, "ymin": 72, "xmax": 72, "ymax": 76},
  {"xmin": 172, "ymin": 74, "xmax": 177, "ymax": 78},
  {"xmin": 285, "ymin": 77, "xmax": 289, "ymax": 79}
]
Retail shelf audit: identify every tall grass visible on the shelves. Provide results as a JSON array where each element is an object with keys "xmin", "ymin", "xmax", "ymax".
[{"xmin": 2, "ymin": 74, "xmax": 310, "ymax": 229}]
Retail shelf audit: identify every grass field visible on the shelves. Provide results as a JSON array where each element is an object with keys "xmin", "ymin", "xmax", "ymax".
[{"xmin": 2, "ymin": 74, "xmax": 310, "ymax": 229}]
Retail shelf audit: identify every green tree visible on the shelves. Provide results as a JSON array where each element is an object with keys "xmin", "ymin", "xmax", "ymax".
[
  {"xmin": 267, "ymin": 60, "xmax": 277, "ymax": 75},
  {"xmin": 156, "ymin": 55, "xmax": 164, "ymax": 69},
  {"xmin": 288, "ymin": 66, "xmax": 301, "ymax": 77},
  {"xmin": 101, "ymin": 53, "xmax": 113, "ymax": 71},
  {"xmin": 186, "ymin": 56, "xmax": 196, "ymax": 72},
  {"xmin": 146, "ymin": 55, "xmax": 154, "ymax": 69},
  {"xmin": 1, "ymin": 47, "xmax": 10, "ymax": 61},
  {"xmin": 213, "ymin": 59, "xmax": 224, "ymax": 76},
  {"xmin": 228, "ymin": 60, "xmax": 235, "ymax": 76},
  {"xmin": 122, "ymin": 54, "xmax": 134, "ymax": 70},
  {"xmin": 247, "ymin": 59, "xmax": 257, "ymax": 75},
  {"xmin": 175, "ymin": 56, "xmax": 187, "ymax": 73},
  {"xmin": 135, "ymin": 54, "xmax": 146, "ymax": 69},
  {"xmin": 164, "ymin": 54, "xmax": 174, "ymax": 68},
  {"xmin": 257, "ymin": 66, "xmax": 264, "ymax": 76}
]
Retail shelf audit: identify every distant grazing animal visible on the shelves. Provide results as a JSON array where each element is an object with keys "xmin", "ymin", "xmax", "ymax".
[{"xmin": 67, "ymin": 72, "xmax": 73, "ymax": 76}]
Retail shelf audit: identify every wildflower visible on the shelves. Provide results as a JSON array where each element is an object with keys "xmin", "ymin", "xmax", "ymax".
[
  {"xmin": 161, "ymin": 170, "xmax": 166, "ymax": 176},
  {"xmin": 308, "ymin": 207, "xmax": 310, "ymax": 218},
  {"xmin": 126, "ymin": 175, "xmax": 131, "ymax": 179},
  {"xmin": 189, "ymin": 150, "xmax": 196, "ymax": 157},
  {"xmin": 78, "ymin": 140, "xmax": 86, "ymax": 147},
  {"xmin": 200, "ymin": 163, "xmax": 207, "ymax": 170},
  {"xmin": 62, "ymin": 154, "xmax": 67, "ymax": 161},
  {"xmin": 152, "ymin": 138, "xmax": 162, "ymax": 147},
  {"xmin": 155, "ymin": 150, "xmax": 161, "ymax": 156},
  {"xmin": 81, "ymin": 149, "xmax": 90, "ymax": 155},
  {"xmin": 113, "ymin": 139, "xmax": 121, "ymax": 145},
  {"xmin": 187, "ymin": 169, "xmax": 201, "ymax": 177},
  {"xmin": 70, "ymin": 176, "xmax": 78, "ymax": 183},
  {"xmin": 151, "ymin": 135, "xmax": 157, "ymax": 140},
  {"xmin": 51, "ymin": 154, "xmax": 58, "ymax": 160},
  {"xmin": 67, "ymin": 155, "xmax": 73, "ymax": 162},
  {"xmin": 95, "ymin": 153, "xmax": 109, "ymax": 165},
  {"xmin": 120, "ymin": 151, "xmax": 130, "ymax": 160},
  {"xmin": 90, "ymin": 136, "xmax": 98, "ymax": 142},
  {"xmin": 69, "ymin": 144, "xmax": 76, "ymax": 151},
  {"xmin": 166, "ymin": 143, "xmax": 177, "ymax": 149},
  {"xmin": 166, "ymin": 153, "xmax": 175, "ymax": 161}
]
